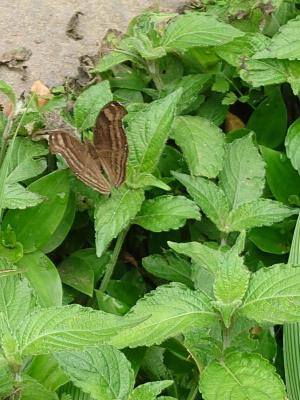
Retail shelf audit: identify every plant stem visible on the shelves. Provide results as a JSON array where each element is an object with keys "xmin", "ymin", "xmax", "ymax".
[
  {"xmin": 187, "ymin": 376, "xmax": 200, "ymax": 400},
  {"xmin": 99, "ymin": 226, "xmax": 130, "ymax": 292},
  {"xmin": 0, "ymin": 117, "xmax": 13, "ymax": 167}
]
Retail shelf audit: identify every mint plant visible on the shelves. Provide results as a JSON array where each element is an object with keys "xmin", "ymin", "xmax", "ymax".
[{"xmin": 1, "ymin": 1, "xmax": 300, "ymax": 399}]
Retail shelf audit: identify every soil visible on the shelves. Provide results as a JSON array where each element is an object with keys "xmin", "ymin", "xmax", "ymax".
[{"xmin": 0, "ymin": 0, "xmax": 186, "ymax": 98}]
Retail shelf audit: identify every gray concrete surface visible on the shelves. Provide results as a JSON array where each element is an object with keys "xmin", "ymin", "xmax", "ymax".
[{"xmin": 0, "ymin": 0, "xmax": 186, "ymax": 97}]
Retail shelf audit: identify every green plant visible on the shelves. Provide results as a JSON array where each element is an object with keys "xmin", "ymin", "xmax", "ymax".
[{"xmin": 1, "ymin": 1, "xmax": 300, "ymax": 399}]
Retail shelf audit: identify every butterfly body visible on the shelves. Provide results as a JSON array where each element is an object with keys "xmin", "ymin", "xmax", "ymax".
[{"xmin": 48, "ymin": 101, "xmax": 128, "ymax": 194}]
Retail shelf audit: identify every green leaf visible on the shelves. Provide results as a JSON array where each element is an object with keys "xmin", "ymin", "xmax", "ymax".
[
  {"xmin": 171, "ymin": 116, "xmax": 225, "ymax": 178},
  {"xmin": 19, "ymin": 375, "xmax": 59, "ymax": 400},
  {"xmin": 127, "ymin": 90, "xmax": 181, "ymax": 174},
  {"xmin": 94, "ymin": 187, "xmax": 144, "ymax": 257},
  {"xmin": 161, "ymin": 13, "xmax": 244, "ymax": 51},
  {"xmin": 260, "ymin": 146, "xmax": 300, "ymax": 205},
  {"xmin": 239, "ymin": 264, "xmax": 300, "ymax": 324},
  {"xmin": 248, "ymin": 221, "xmax": 295, "ymax": 255},
  {"xmin": 247, "ymin": 87, "xmax": 287, "ymax": 148},
  {"xmin": 94, "ymin": 51, "xmax": 136, "ymax": 73},
  {"xmin": 219, "ymin": 134, "xmax": 265, "ymax": 209},
  {"xmin": 55, "ymin": 345, "xmax": 134, "ymax": 400},
  {"xmin": 197, "ymin": 93, "xmax": 228, "ymax": 126},
  {"xmin": 129, "ymin": 380, "xmax": 173, "ymax": 400},
  {"xmin": 110, "ymin": 283, "xmax": 217, "ymax": 348},
  {"xmin": 213, "ymin": 247, "xmax": 250, "ymax": 327},
  {"xmin": 216, "ymin": 33, "xmax": 270, "ymax": 67},
  {"xmin": 0, "ymin": 354, "xmax": 15, "ymax": 398},
  {"xmin": 74, "ymin": 81, "xmax": 113, "ymax": 130},
  {"xmin": 3, "ymin": 170, "xmax": 72, "ymax": 252},
  {"xmin": 0, "ymin": 274, "xmax": 35, "ymax": 331},
  {"xmin": 130, "ymin": 173, "xmax": 171, "ymax": 191},
  {"xmin": 26, "ymin": 354, "xmax": 69, "ymax": 391},
  {"xmin": 254, "ymin": 16, "xmax": 300, "ymax": 60},
  {"xmin": 239, "ymin": 58, "xmax": 300, "ymax": 95},
  {"xmin": 16, "ymin": 304, "xmax": 144, "ymax": 356},
  {"xmin": 17, "ymin": 251, "xmax": 62, "ymax": 307},
  {"xmin": 0, "ymin": 80, "xmax": 16, "ymax": 108},
  {"xmin": 286, "ymin": 116, "xmax": 300, "ymax": 174},
  {"xmin": 134, "ymin": 195, "xmax": 200, "ymax": 232},
  {"xmin": 200, "ymin": 351, "xmax": 286, "ymax": 400},
  {"xmin": 225, "ymin": 199, "xmax": 298, "ymax": 232},
  {"xmin": 162, "ymin": 74, "xmax": 210, "ymax": 115},
  {"xmin": 172, "ymin": 172, "xmax": 229, "ymax": 230},
  {"xmin": 3, "ymin": 183, "xmax": 45, "ymax": 209},
  {"xmin": 168, "ymin": 241, "xmax": 222, "ymax": 275},
  {"xmin": 6, "ymin": 137, "xmax": 48, "ymax": 184},
  {"xmin": 58, "ymin": 249, "xmax": 109, "ymax": 296},
  {"xmin": 142, "ymin": 251, "xmax": 193, "ymax": 287}
]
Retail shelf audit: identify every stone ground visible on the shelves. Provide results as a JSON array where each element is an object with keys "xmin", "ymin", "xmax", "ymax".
[{"xmin": 0, "ymin": 0, "xmax": 186, "ymax": 98}]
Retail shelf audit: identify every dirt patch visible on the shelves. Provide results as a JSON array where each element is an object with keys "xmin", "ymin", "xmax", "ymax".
[{"xmin": 0, "ymin": 0, "xmax": 186, "ymax": 98}]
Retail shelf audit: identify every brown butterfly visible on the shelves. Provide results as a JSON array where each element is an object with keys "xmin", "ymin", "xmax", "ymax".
[{"xmin": 48, "ymin": 101, "xmax": 128, "ymax": 194}]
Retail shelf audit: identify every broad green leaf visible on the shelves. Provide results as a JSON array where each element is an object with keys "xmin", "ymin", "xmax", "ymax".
[
  {"xmin": 19, "ymin": 375, "xmax": 59, "ymax": 400},
  {"xmin": 94, "ymin": 188, "xmax": 144, "ymax": 256},
  {"xmin": 249, "ymin": 221, "xmax": 295, "ymax": 255},
  {"xmin": 17, "ymin": 251, "xmax": 62, "ymax": 307},
  {"xmin": 134, "ymin": 195, "xmax": 200, "ymax": 232},
  {"xmin": 168, "ymin": 241, "xmax": 222, "ymax": 275},
  {"xmin": 142, "ymin": 251, "xmax": 193, "ymax": 287},
  {"xmin": 58, "ymin": 248, "xmax": 109, "ymax": 296},
  {"xmin": 0, "ymin": 80, "xmax": 16, "ymax": 108},
  {"xmin": 239, "ymin": 58, "xmax": 300, "ymax": 95},
  {"xmin": 213, "ymin": 248, "xmax": 250, "ymax": 327},
  {"xmin": 216, "ymin": 33, "xmax": 270, "ymax": 67},
  {"xmin": 40, "ymin": 191, "xmax": 76, "ymax": 254},
  {"xmin": 219, "ymin": 134, "xmax": 265, "ymax": 209},
  {"xmin": 74, "ymin": 81, "xmax": 113, "ymax": 130},
  {"xmin": 3, "ymin": 183, "xmax": 45, "ymax": 209},
  {"xmin": 247, "ymin": 87, "xmax": 287, "ymax": 148},
  {"xmin": 16, "ymin": 304, "xmax": 145, "ymax": 356},
  {"xmin": 96, "ymin": 290, "xmax": 130, "ymax": 315},
  {"xmin": 0, "ymin": 355, "xmax": 15, "ymax": 398},
  {"xmin": 171, "ymin": 116, "xmax": 225, "ymax": 178},
  {"xmin": 3, "ymin": 170, "xmax": 71, "ymax": 252},
  {"xmin": 161, "ymin": 14, "xmax": 244, "ymax": 51},
  {"xmin": 225, "ymin": 199, "xmax": 298, "ymax": 232},
  {"xmin": 254, "ymin": 16, "xmax": 300, "ymax": 60},
  {"xmin": 6, "ymin": 137, "xmax": 48, "ymax": 184},
  {"xmin": 110, "ymin": 283, "xmax": 217, "ymax": 348},
  {"xmin": 197, "ymin": 93, "xmax": 228, "ymax": 126},
  {"xmin": 130, "ymin": 173, "xmax": 171, "ymax": 191},
  {"xmin": 0, "ymin": 274, "xmax": 35, "ymax": 331},
  {"xmin": 56, "ymin": 345, "xmax": 134, "ymax": 400},
  {"xmin": 127, "ymin": 90, "xmax": 181, "ymax": 173},
  {"xmin": 124, "ymin": 33, "xmax": 166, "ymax": 60},
  {"xmin": 200, "ymin": 351, "xmax": 286, "ymax": 400},
  {"xmin": 94, "ymin": 51, "xmax": 136, "ymax": 73},
  {"xmin": 129, "ymin": 380, "xmax": 173, "ymax": 400},
  {"xmin": 27, "ymin": 354, "xmax": 69, "ymax": 391},
  {"xmin": 172, "ymin": 172, "xmax": 229, "ymax": 230},
  {"xmin": 162, "ymin": 74, "xmax": 210, "ymax": 114},
  {"xmin": 285, "ymin": 116, "xmax": 300, "ymax": 174},
  {"xmin": 260, "ymin": 146, "xmax": 300, "ymax": 205},
  {"xmin": 239, "ymin": 264, "xmax": 300, "ymax": 324}
]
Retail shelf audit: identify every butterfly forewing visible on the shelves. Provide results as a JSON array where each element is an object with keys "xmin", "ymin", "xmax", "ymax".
[
  {"xmin": 49, "ymin": 131, "xmax": 111, "ymax": 193},
  {"xmin": 48, "ymin": 101, "xmax": 128, "ymax": 194},
  {"xmin": 93, "ymin": 101, "xmax": 128, "ymax": 187}
]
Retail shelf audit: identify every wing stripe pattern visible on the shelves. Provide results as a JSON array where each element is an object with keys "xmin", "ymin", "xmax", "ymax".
[{"xmin": 48, "ymin": 101, "xmax": 128, "ymax": 194}]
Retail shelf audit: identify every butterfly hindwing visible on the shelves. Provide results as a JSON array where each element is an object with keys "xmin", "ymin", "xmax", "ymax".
[
  {"xmin": 93, "ymin": 101, "xmax": 128, "ymax": 188},
  {"xmin": 49, "ymin": 131, "xmax": 111, "ymax": 193}
]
